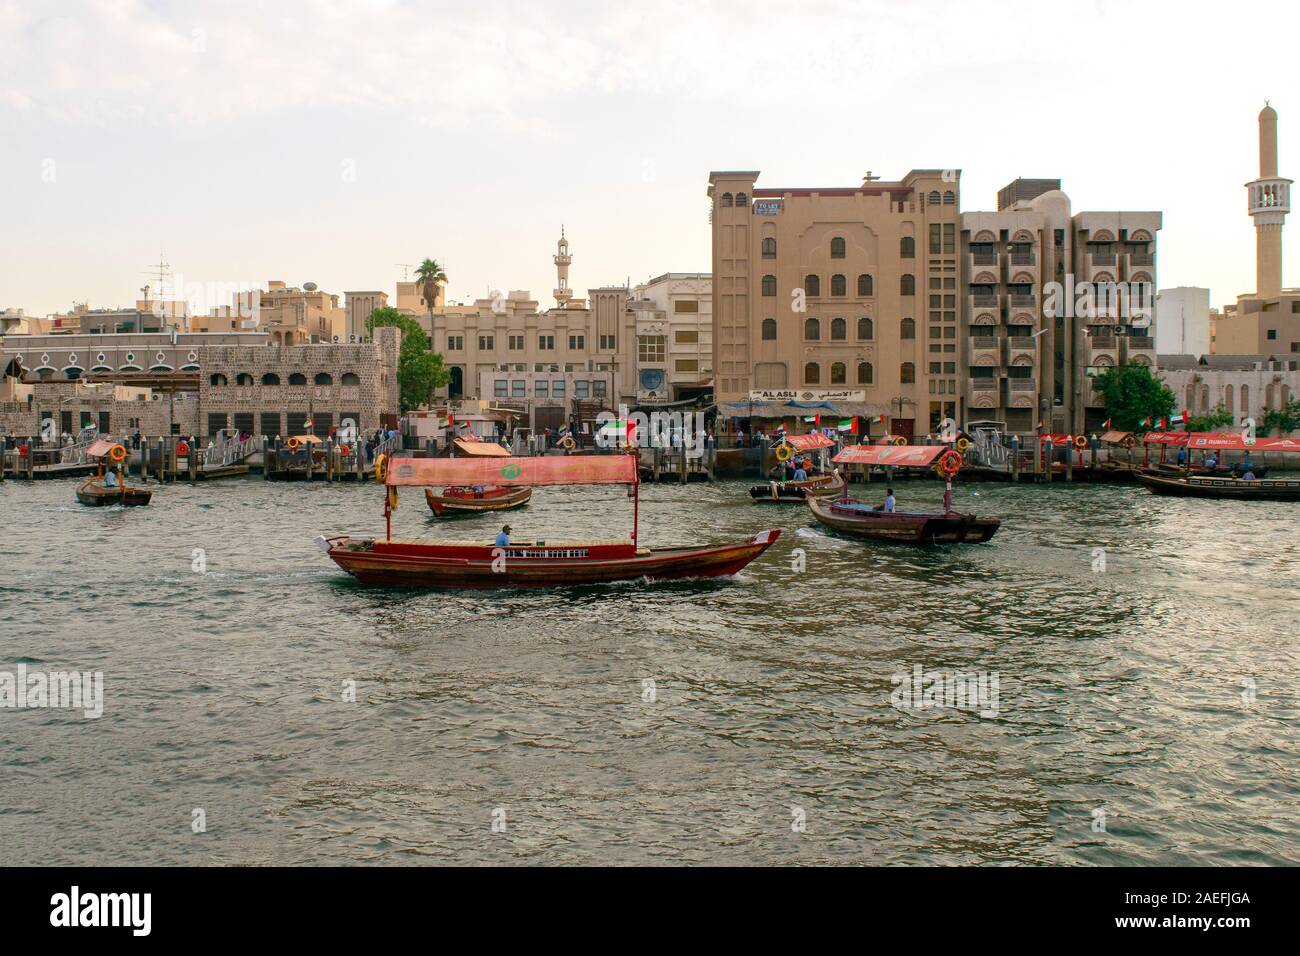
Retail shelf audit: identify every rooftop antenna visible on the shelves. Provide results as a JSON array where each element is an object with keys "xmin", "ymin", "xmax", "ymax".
[
  {"xmin": 397, "ymin": 263, "xmax": 415, "ymax": 281},
  {"xmin": 143, "ymin": 253, "xmax": 173, "ymax": 299}
]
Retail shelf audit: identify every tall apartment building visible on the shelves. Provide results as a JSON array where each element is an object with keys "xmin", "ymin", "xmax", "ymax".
[
  {"xmin": 627, "ymin": 273, "xmax": 713, "ymax": 405},
  {"xmin": 961, "ymin": 184, "xmax": 1160, "ymax": 434},
  {"xmin": 1214, "ymin": 103, "xmax": 1299, "ymax": 355},
  {"xmin": 708, "ymin": 169, "xmax": 961, "ymax": 439}
]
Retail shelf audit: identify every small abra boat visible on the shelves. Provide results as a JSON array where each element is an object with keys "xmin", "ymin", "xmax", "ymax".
[
  {"xmin": 1137, "ymin": 471, "xmax": 1300, "ymax": 501},
  {"xmin": 426, "ymin": 485, "xmax": 532, "ymax": 516},
  {"xmin": 808, "ymin": 496, "xmax": 999, "ymax": 544},
  {"xmin": 77, "ymin": 440, "xmax": 152, "ymax": 507},
  {"xmin": 807, "ymin": 444, "xmax": 999, "ymax": 544},
  {"xmin": 749, "ymin": 470, "xmax": 845, "ymax": 504},
  {"xmin": 321, "ymin": 453, "xmax": 780, "ymax": 589}
]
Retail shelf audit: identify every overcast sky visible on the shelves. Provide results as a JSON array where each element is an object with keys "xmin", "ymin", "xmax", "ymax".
[{"xmin": 2, "ymin": 0, "xmax": 1297, "ymax": 318}]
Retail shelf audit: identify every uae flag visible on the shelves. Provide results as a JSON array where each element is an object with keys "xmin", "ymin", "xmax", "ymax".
[
  {"xmin": 1102, "ymin": 418, "xmax": 1112, "ymax": 428},
  {"xmin": 599, "ymin": 419, "xmax": 636, "ymax": 444},
  {"xmin": 837, "ymin": 417, "xmax": 857, "ymax": 433}
]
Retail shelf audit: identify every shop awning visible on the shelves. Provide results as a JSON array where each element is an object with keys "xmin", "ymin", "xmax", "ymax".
[
  {"xmin": 453, "ymin": 438, "xmax": 510, "ymax": 457},
  {"xmin": 386, "ymin": 454, "xmax": 638, "ymax": 487},
  {"xmin": 833, "ymin": 444, "xmax": 945, "ymax": 467},
  {"xmin": 1142, "ymin": 431, "xmax": 1188, "ymax": 446}
]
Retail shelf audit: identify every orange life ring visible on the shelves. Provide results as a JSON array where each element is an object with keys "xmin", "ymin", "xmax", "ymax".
[
  {"xmin": 176, "ymin": 440, "xmax": 190, "ymax": 457},
  {"xmin": 374, "ymin": 453, "xmax": 387, "ymax": 482},
  {"xmin": 937, "ymin": 450, "xmax": 963, "ymax": 476},
  {"xmin": 286, "ymin": 436, "xmax": 301, "ymax": 451},
  {"xmin": 108, "ymin": 444, "xmax": 126, "ymax": 463},
  {"xmin": 955, "ymin": 437, "xmax": 972, "ymax": 454},
  {"xmin": 339, "ymin": 444, "xmax": 350, "ymax": 457},
  {"xmin": 892, "ymin": 436, "xmax": 907, "ymax": 447},
  {"xmin": 560, "ymin": 435, "xmax": 577, "ymax": 451},
  {"xmin": 774, "ymin": 443, "xmax": 792, "ymax": 462},
  {"xmin": 1074, "ymin": 435, "xmax": 1088, "ymax": 449}
]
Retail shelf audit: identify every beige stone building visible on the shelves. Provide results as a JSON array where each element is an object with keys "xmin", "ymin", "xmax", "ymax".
[
  {"xmin": 962, "ymin": 182, "xmax": 1160, "ymax": 434},
  {"xmin": 1157, "ymin": 353, "xmax": 1299, "ymax": 426},
  {"xmin": 708, "ymin": 169, "xmax": 962, "ymax": 439},
  {"xmin": 628, "ymin": 273, "xmax": 713, "ymax": 405},
  {"xmin": 191, "ymin": 280, "xmax": 346, "ymax": 344},
  {"xmin": 1213, "ymin": 104, "xmax": 1299, "ymax": 356}
]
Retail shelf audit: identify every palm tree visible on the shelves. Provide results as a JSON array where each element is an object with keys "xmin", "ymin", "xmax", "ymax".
[{"xmin": 414, "ymin": 258, "xmax": 446, "ymax": 337}]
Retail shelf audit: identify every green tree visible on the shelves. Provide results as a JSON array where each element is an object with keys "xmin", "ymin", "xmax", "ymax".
[
  {"xmin": 1186, "ymin": 403, "xmax": 1234, "ymax": 432},
  {"xmin": 414, "ymin": 258, "xmax": 447, "ymax": 333},
  {"xmin": 1260, "ymin": 398, "xmax": 1300, "ymax": 436},
  {"xmin": 1094, "ymin": 362, "xmax": 1176, "ymax": 431},
  {"xmin": 366, "ymin": 305, "xmax": 450, "ymax": 411}
]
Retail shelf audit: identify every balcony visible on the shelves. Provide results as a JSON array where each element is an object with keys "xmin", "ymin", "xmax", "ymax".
[
  {"xmin": 1006, "ymin": 377, "xmax": 1037, "ymax": 408},
  {"xmin": 1124, "ymin": 335, "xmax": 1155, "ymax": 364},
  {"xmin": 969, "ymin": 250, "xmax": 999, "ymax": 277},
  {"xmin": 1007, "ymin": 250, "xmax": 1036, "ymax": 268},
  {"xmin": 1005, "ymin": 335, "xmax": 1039, "ymax": 365},
  {"xmin": 968, "ymin": 294, "xmax": 1000, "ymax": 323},
  {"xmin": 968, "ymin": 377, "xmax": 999, "ymax": 409},
  {"xmin": 967, "ymin": 334, "xmax": 1001, "ymax": 368},
  {"xmin": 1082, "ymin": 334, "xmax": 1118, "ymax": 368}
]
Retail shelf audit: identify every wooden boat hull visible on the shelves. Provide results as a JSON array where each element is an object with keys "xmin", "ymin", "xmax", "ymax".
[
  {"xmin": 1137, "ymin": 471, "xmax": 1300, "ymax": 500},
  {"xmin": 808, "ymin": 496, "xmax": 999, "ymax": 544},
  {"xmin": 320, "ymin": 529, "xmax": 781, "ymax": 589},
  {"xmin": 76, "ymin": 481, "xmax": 152, "ymax": 507},
  {"xmin": 1149, "ymin": 463, "xmax": 1270, "ymax": 480},
  {"xmin": 749, "ymin": 473, "xmax": 845, "ymax": 504},
  {"xmin": 425, "ymin": 486, "xmax": 532, "ymax": 516}
]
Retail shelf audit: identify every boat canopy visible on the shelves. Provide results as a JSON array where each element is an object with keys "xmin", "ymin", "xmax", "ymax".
[
  {"xmin": 86, "ymin": 439, "xmax": 118, "ymax": 458},
  {"xmin": 453, "ymin": 437, "xmax": 510, "ymax": 457},
  {"xmin": 1100, "ymin": 430, "xmax": 1136, "ymax": 447},
  {"xmin": 780, "ymin": 433, "xmax": 835, "ymax": 451},
  {"xmin": 1142, "ymin": 431, "xmax": 1300, "ymax": 452},
  {"xmin": 833, "ymin": 444, "xmax": 945, "ymax": 467},
  {"xmin": 386, "ymin": 454, "xmax": 638, "ymax": 488}
]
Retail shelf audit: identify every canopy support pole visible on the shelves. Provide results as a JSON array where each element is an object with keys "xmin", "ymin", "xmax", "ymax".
[{"xmin": 632, "ymin": 478, "xmax": 639, "ymax": 548}]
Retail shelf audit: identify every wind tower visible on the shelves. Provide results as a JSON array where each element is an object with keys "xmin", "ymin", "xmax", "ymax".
[
  {"xmin": 553, "ymin": 227, "xmax": 574, "ymax": 307},
  {"xmin": 1247, "ymin": 102, "xmax": 1292, "ymax": 297}
]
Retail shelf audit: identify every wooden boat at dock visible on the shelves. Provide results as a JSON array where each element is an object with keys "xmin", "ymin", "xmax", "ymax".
[
  {"xmin": 749, "ymin": 470, "xmax": 845, "ymax": 504},
  {"xmin": 320, "ymin": 453, "xmax": 781, "ymax": 588},
  {"xmin": 808, "ymin": 496, "xmax": 1000, "ymax": 544},
  {"xmin": 76, "ymin": 440, "xmax": 152, "ymax": 507},
  {"xmin": 1147, "ymin": 462, "xmax": 1270, "ymax": 479},
  {"xmin": 807, "ymin": 443, "xmax": 1000, "ymax": 544},
  {"xmin": 425, "ymin": 435, "xmax": 534, "ymax": 515},
  {"xmin": 1136, "ymin": 471, "xmax": 1300, "ymax": 501},
  {"xmin": 425, "ymin": 485, "xmax": 532, "ymax": 516}
]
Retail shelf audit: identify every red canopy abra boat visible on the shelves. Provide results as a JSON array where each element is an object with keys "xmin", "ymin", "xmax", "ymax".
[
  {"xmin": 318, "ymin": 453, "xmax": 781, "ymax": 588},
  {"xmin": 424, "ymin": 437, "xmax": 533, "ymax": 515}
]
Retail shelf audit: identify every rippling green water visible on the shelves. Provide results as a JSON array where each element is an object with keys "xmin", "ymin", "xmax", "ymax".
[{"xmin": 1, "ymin": 473, "xmax": 1297, "ymax": 865}]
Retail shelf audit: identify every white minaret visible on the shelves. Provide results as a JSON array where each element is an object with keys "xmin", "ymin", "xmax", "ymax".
[
  {"xmin": 553, "ymin": 227, "xmax": 573, "ymax": 307},
  {"xmin": 1247, "ymin": 102, "xmax": 1291, "ymax": 298}
]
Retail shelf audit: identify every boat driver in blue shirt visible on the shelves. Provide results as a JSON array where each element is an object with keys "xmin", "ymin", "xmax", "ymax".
[
  {"xmin": 883, "ymin": 488, "xmax": 896, "ymax": 513},
  {"xmin": 104, "ymin": 468, "xmax": 118, "ymax": 488},
  {"xmin": 793, "ymin": 462, "xmax": 808, "ymax": 481},
  {"xmin": 495, "ymin": 525, "xmax": 512, "ymax": 546}
]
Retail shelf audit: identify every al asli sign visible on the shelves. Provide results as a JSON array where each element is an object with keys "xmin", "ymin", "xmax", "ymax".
[{"xmin": 747, "ymin": 389, "xmax": 866, "ymax": 403}]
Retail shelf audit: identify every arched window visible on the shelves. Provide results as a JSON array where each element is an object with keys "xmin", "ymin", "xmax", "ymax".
[
  {"xmin": 761, "ymin": 318, "xmax": 777, "ymax": 340},
  {"xmin": 341, "ymin": 372, "xmax": 360, "ymax": 386},
  {"xmin": 762, "ymin": 237, "xmax": 777, "ymax": 258},
  {"xmin": 928, "ymin": 191, "xmax": 941, "ymax": 204},
  {"xmin": 235, "ymin": 373, "xmax": 254, "ymax": 386},
  {"xmin": 942, "ymin": 190, "xmax": 955, "ymax": 205},
  {"xmin": 830, "ymin": 237, "xmax": 846, "ymax": 259},
  {"xmin": 289, "ymin": 372, "xmax": 307, "ymax": 385},
  {"xmin": 831, "ymin": 274, "xmax": 846, "ymax": 296},
  {"xmin": 1240, "ymin": 384, "xmax": 1250, "ymax": 414},
  {"xmin": 830, "ymin": 362, "xmax": 846, "ymax": 384},
  {"xmin": 857, "ymin": 274, "xmax": 873, "ymax": 296},
  {"xmin": 900, "ymin": 362, "xmax": 915, "ymax": 384},
  {"xmin": 901, "ymin": 317, "xmax": 915, "ymax": 339},
  {"xmin": 735, "ymin": 192, "xmax": 748, "ymax": 207},
  {"xmin": 314, "ymin": 372, "xmax": 333, "ymax": 386},
  {"xmin": 857, "ymin": 361, "xmax": 873, "ymax": 385},
  {"xmin": 261, "ymin": 372, "xmax": 280, "ymax": 386},
  {"xmin": 900, "ymin": 274, "xmax": 915, "ymax": 295},
  {"xmin": 804, "ymin": 317, "xmax": 821, "ymax": 340},
  {"xmin": 1224, "ymin": 384, "xmax": 1234, "ymax": 414},
  {"xmin": 761, "ymin": 275, "xmax": 777, "ymax": 296},
  {"xmin": 804, "ymin": 274, "xmax": 821, "ymax": 297},
  {"xmin": 720, "ymin": 192, "xmax": 733, "ymax": 207},
  {"xmin": 831, "ymin": 317, "xmax": 846, "ymax": 340},
  {"xmin": 857, "ymin": 317, "xmax": 873, "ymax": 340},
  {"xmin": 65, "ymin": 368, "xmax": 82, "ymax": 381},
  {"xmin": 804, "ymin": 362, "xmax": 820, "ymax": 384},
  {"xmin": 900, "ymin": 236, "xmax": 915, "ymax": 258},
  {"xmin": 210, "ymin": 373, "xmax": 228, "ymax": 386}
]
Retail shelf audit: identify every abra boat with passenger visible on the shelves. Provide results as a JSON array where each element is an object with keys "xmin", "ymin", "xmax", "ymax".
[
  {"xmin": 76, "ymin": 440, "xmax": 152, "ymax": 507},
  {"xmin": 807, "ymin": 445, "xmax": 1000, "ymax": 544},
  {"xmin": 320, "ymin": 453, "xmax": 780, "ymax": 588},
  {"xmin": 422, "ymin": 436, "xmax": 533, "ymax": 515},
  {"xmin": 1136, "ymin": 471, "xmax": 1300, "ymax": 501}
]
